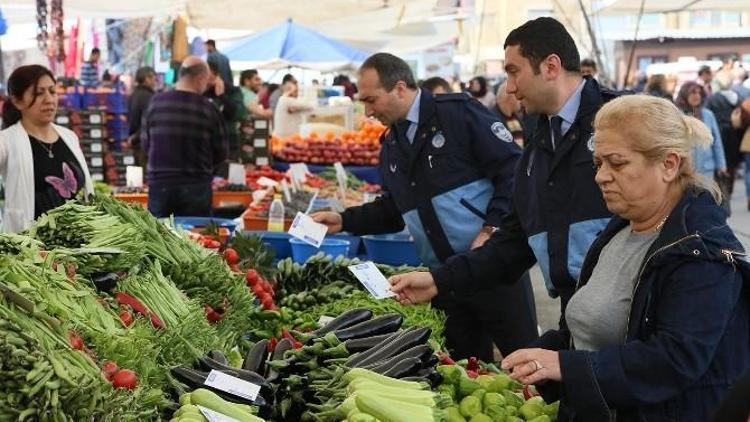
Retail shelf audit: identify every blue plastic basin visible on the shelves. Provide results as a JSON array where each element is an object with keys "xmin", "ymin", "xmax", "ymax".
[
  {"xmin": 330, "ymin": 233, "xmax": 362, "ymax": 258},
  {"xmin": 290, "ymin": 238, "xmax": 350, "ymax": 264},
  {"xmin": 245, "ymin": 231, "xmax": 293, "ymax": 260},
  {"xmin": 362, "ymin": 234, "xmax": 421, "ymax": 266}
]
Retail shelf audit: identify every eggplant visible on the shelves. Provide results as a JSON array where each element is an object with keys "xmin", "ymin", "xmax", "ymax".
[
  {"xmin": 198, "ymin": 357, "xmax": 272, "ymax": 393},
  {"xmin": 365, "ymin": 344, "xmax": 433, "ymax": 372},
  {"xmin": 344, "ymin": 333, "xmax": 394, "ymax": 353},
  {"xmin": 208, "ymin": 350, "xmax": 229, "ymax": 365},
  {"xmin": 311, "ymin": 308, "xmax": 373, "ymax": 338},
  {"xmin": 379, "ymin": 356, "xmax": 423, "ymax": 378},
  {"xmin": 266, "ymin": 338, "xmax": 294, "ymax": 382},
  {"xmin": 416, "ymin": 367, "xmax": 444, "ymax": 388},
  {"xmin": 171, "ymin": 367, "xmax": 270, "ymax": 407},
  {"xmin": 345, "ymin": 330, "xmax": 406, "ymax": 368},
  {"xmin": 421, "ymin": 354, "xmax": 440, "ymax": 369},
  {"xmin": 331, "ymin": 314, "xmax": 403, "ymax": 342},
  {"xmin": 243, "ymin": 339, "xmax": 269, "ymax": 373},
  {"xmin": 352, "ymin": 326, "xmax": 431, "ymax": 368}
]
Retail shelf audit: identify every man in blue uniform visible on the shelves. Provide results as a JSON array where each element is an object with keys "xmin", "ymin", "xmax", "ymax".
[
  {"xmin": 390, "ymin": 18, "xmax": 617, "ymax": 317},
  {"xmin": 313, "ymin": 52, "xmax": 538, "ymax": 360}
]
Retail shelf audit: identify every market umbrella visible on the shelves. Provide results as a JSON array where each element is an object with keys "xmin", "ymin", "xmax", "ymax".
[{"xmin": 224, "ymin": 19, "xmax": 370, "ymax": 71}]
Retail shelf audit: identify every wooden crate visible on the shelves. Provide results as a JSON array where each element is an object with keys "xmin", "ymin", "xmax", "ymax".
[{"xmin": 212, "ymin": 191, "xmax": 253, "ymax": 209}]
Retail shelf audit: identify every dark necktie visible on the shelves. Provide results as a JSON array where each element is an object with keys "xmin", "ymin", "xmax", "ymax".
[{"xmin": 550, "ymin": 116, "xmax": 563, "ymax": 150}]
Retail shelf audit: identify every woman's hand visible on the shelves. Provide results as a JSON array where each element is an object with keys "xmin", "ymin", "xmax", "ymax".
[
  {"xmin": 501, "ymin": 348, "xmax": 562, "ymax": 385},
  {"xmin": 388, "ymin": 271, "xmax": 438, "ymax": 305}
]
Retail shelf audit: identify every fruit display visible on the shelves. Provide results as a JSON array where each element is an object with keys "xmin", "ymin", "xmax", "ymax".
[{"xmin": 272, "ymin": 122, "xmax": 386, "ymax": 166}]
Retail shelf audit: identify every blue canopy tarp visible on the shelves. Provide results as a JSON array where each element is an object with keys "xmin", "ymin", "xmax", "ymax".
[{"xmin": 225, "ymin": 19, "xmax": 369, "ymax": 71}]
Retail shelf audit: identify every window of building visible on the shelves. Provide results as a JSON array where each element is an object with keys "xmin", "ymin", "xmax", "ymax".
[
  {"xmin": 689, "ymin": 10, "xmax": 741, "ymax": 27},
  {"xmin": 707, "ymin": 53, "xmax": 738, "ymax": 62},
  {"xmin": 638, "ymin": 55, "xmax": 668, "ymax": 71}
]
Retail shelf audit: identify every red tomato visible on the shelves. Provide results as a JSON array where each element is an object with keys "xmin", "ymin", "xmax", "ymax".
[
  {"xmin": 68, "ymin": 331, "xmax": 84, "ymax": 350},
  {"xmin": 102, "ymin": 361, "xmax": 119, "ymax": 380},
  {"xmin": 112, "ymin": 369, "xmax": 138, "ymax": 390},
  {"xmin": 245, "ymin": 269, "xmax": 259, "ymax": 283},
  {"xmin": 223, "ymin": 248, "xmax": 240, "ymax": 265},
  {"xmin": 261, "ymin": 296, "xmax": 275, "ymax": 310}
]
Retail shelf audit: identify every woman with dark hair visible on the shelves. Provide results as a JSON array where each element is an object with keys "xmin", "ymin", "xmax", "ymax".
[
  {"xmin": 0, "ymin": 65, "xmax": 93, "ymax": 232},
  {"xmin": 468, "ymin": 76, "xmax": 495, "ymax": 109},
  {"xmin": 675, "ymin": 81, "xmax": 728, "ymax": 182}
]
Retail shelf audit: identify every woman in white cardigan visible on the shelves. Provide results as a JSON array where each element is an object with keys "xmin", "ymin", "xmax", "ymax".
[{"xmin": 1, "ymin": 65, "xmax": 93, "ymax": 233}]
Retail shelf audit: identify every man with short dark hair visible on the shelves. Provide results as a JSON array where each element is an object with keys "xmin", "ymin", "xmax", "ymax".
[
  {"xmin": 141, "ymin": 56, "xmax": 228, "ymax": 217},
  {"xmin": 580, "ymin": 58, "xmax": 597, "ymax": 78},
  {"xmin": 270, "ymin": 73, "xmax": 297, "ymax": 113},
  {"xmin": 80, "ymin": 48, "xmax": 101, "ymax": 87},
  {"xmin": 421, "ymin": 76, "xmax": 452, "ymax": 94},
  {"xmin": 128, "ymin": 66, "xmax": 157, "ymax": 166},
  {"xmin": 313, "ymin": 52, "xmax": 538, "ymax": 361},
  {"xmin": 239, "ymin": 69, "xmax": 272, "ymax": 119},
  {"xmin": 206, "ymin": 60, "xmax": 246, "ymax": 162},
  {"xmin": 698, "ymin": 64, "xmax": 714, "ymax": 95},
  {"xmin": 205, "ymin": 39, "xmax": 233, "ymax": 88},
  {"xmin": 391, "ymin": 17, "xmax": 620, "ymax": 372}
]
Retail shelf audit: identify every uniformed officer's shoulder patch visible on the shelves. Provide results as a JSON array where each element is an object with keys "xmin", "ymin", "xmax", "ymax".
[
  {"xmin": 491, "ymin": 121, "xmax": 514, "ymax": 143},
  {"xmin": 434, "ymin": 93, "xmax": 470, "ymax": 102}
]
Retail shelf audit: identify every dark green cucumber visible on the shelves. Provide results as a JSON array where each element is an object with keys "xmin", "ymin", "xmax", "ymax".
[
  {"xmin": 311, "ymin": 308, "xmax": 373, "ymax": 337},
  {"xmin": 198, "ymin": 357, "xmax": 272, "ymax": 393},
  {"xmin": 208, "ymin": 350, "xmax": 229, "ymax": 365},
  {"xmin": 345, "ymin": 330, "xmax": 407, "ymax": 368},
  {"xmin": 242, "ymin": 339, "xmax": 269, "ymax": 373},
  {"xmin": 364, "ymin": 344, "xmax": 433, "ymax": 371},
  {"xmin": 352, "ymin": 326, "xmax": 431, "ymax": 368},
  {"xmin": 378, "ymin": 356, "xmax": 423, "ymax": 378},
  {"xmin": 331, "ymin": 314, "xmax": 403, "ymax": 342}
]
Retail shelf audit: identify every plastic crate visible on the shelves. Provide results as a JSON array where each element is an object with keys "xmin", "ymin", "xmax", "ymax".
[
  {"xmin": 107, "ymin": 91, "xmax": 127, "ymax": 114},
  {"xmin": 362, "ymin": 233, "xmax": 421, "ymax": 266},
  {"xmin": 114, "ymin": 193, "xmax": 148, "ymax": 208},
  {"xmin": 290, "ymin": 238, "xmax": 349, "ymax": 264},
  {"xmin": 244, "ymin": 231, "xmax": 293, "ymax": 260},
  {"xmin": 172, "ymin": 217, "xmax": 238, "ymax": 236},
  {"xmin": 241, "ymin": 209, "xmax": 292, "ymax": 231},
  {"xmin": 212, "ymin": 191, "xmax": 253, "ymax": 209},
  {"xmin": 107, "ymin": 119, "xmax": 129, "ymax": 141}
]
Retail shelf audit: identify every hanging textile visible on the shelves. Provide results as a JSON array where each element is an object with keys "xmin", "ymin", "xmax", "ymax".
[
  {"xmin": 106, "ymin": 19, "xmax": 125, "ymax": 68},
  {"xmin": 36, "ymin": 0, "xmax": 48, "ymax": 53},
  {"xmin": 49, "ymin": 0, "xmax": 65, "ymax": 63},
  {"xmin": 171, "ymin": 15, "xmax": 188, "ymax": 63}
]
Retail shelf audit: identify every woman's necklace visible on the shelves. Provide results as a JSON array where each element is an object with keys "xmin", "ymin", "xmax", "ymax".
[
  {"xmin": 633, "ymin": 215, "xmax": 668, "ymax": 234},
  {"xmin": 34, "ymin": 138, "xmax": 56, "ymax": 159}
]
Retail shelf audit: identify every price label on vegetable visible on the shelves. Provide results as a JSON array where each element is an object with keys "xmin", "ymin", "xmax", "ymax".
[
  {"xmin": 197, "ymin": 405, "xmax": 240, "ymax": 422},
  {"xmin": 348, "ymin": 261, "xmax": 396, "ymax": 299},
  {"xmin": 203, "ymin": 370, "xmax": 261, "ymax": 401},
  {"xmin": 288, "ymin": 212, "xmax": 327, "ymax": 248}
]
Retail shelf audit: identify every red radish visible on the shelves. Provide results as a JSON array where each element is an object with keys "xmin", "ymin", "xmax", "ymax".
[
  {"xmin": 268, "ymin": 337, "xmax": 278, "ymax": 353},
  {"xmin": 111, "ymin": 369, "xmax": 138, "ymax": 390},
  {"xmin": 245, "ymin": 269, "xmax": 259, "ymax": 283},
  {"xmin": 118, "ymin": 310, "xmax": 134, "ymax": 327},
  {"xmin": 68, "ymin": 331, "xmax": 84, "ymax": 350},
  {"xmin": 261, "ymin": 297, "xmax": 274, "ymax": 310},
  {"xmin": 223, "ymin": 248, "xmax": 239, "ymax": 265},
  {"xmin": 204, "ymin": 305, "xmax": 223, "ymax": 323},
  {"xmin": 229, "ymin": 264, "xmax": 241, "ymax": 273},
  {"xmin": 102, "ymin": 361, "xmax": 119, "ymax": 380}
]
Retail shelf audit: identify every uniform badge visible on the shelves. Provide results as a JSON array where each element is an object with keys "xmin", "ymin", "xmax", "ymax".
[
  {"xmin": 491, "ymin": 122, "xmax": 513, "ymax": 143},
  {"xmin": 587, "ymin": 134, "xmax": 595, "ymax": 152},
  {"xmin": 431, "ymin": 132, "xmax": 446, "ymax": 149}
]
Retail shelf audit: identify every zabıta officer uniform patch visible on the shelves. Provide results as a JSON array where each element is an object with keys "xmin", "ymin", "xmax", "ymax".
[{"xmin": 491, "ymin": 122, "xmax": 514, "ymax": 143}]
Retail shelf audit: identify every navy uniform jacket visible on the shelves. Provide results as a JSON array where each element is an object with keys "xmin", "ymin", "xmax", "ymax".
[
  {"xmin": 341, "ymin": 90, "xmax": 522, "ymax": 267},
  {"xmin": 432, "ymin": 77, "xmax": 617, "ymax": 302}
]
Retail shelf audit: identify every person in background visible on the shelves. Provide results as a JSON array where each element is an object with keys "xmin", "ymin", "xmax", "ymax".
[
  {"xmin": 270, "ymin": 73, "xmax": 296, "ymax": 114},
  {"xmin": 272, "ymin": 81, "xmax": 313, "ymax": 138},
  {"xmin": 206, "ymin": 60, "xmax": 246, "ymax": 162},
  {"xmin": 259, "ymin": 83, "xmax": 279, "ymax": 111},
  {"xmin": 468, "ymin": 76, "xmax": 496, "ymax": 109},
  {"xmin": 492, "ymin": 81, "xmax": 536, "ymax": 147},
  {"xmin": 632, "ymin": 70, "xmax": 648, "ymax": 93},
  {"xmin": 0, "ymin": 65, "xmax": 94, "ymax": 232},
  {"xmin": 79, "ymin": 48, "xmax": 101, "ymax": 88},
  {"xmin": 333, "ymin": 74, "xmax": 358, "ymax": 99},
  {"xmin": 204, "ymin": 39, "xmax": 233, "ymax": 88},
  {"xmin": 675, "ymin": 81, "xmax": 728, "ymax": 184},
  {"xmin": 705, "ymin": 70, "xmax": 743, "ymax": 215},
  {"xmin": 580, "ymin": 58, "xmax": 597, "ymax": 78},
  {"xmin": 732, "ymin": 67, "xmax": 750, "ymax": 102},
  {"xmin": 313, "ymin": 52, "xmax": 538, "ymax": 361},
  {"xmin": 388, "ymin": 16, "xmax": 619, "ymax": 333},
  {"xmin": 421, "ymin": 76, "xmax": 452, "ymax": 94},
  {"xmin": 499, "ymin": 95, "xmax": 750, "ymax": 422},
  {"xmin": 127, "ymin": 66, "xmax": 157, "ymax": 167},
  {"xmin": 239, "ymin": 70, "xmax": 272, "ymax": 119},
  {"xmin": 698, "ymin": 65, "xmax": 714, "ymax": 96},
  {"xmin": 645, "ymin": 74, "xmax": 672, "ymax": 100},
  {"xmin": 140, "ymin": 57, "xmax": 228, "ymax": 218}
]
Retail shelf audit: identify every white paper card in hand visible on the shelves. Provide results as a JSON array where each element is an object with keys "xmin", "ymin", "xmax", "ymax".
[
  {"xmin": 288, "ymin": 212, "xmax": 327, "ymax": 248},
  {"xmin": 203, "ymin": 370, "xmax": 260, "ymax": 401},
  {"xmin": 348, "ymin": 261, "xmax": 395, "ymax": 299},
  {"xmin": 125, "ymin": 166, "xmax": 143, "ymax": 187},
  {"xmin": 228, "ymin": 163, "xmax": 247, "ymax": 185},
  {"xmin": 197, "ymin": 406, "xmax": 240, "ymax": 422}
]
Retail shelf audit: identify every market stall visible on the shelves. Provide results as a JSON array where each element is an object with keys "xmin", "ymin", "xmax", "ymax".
[{"xmin": 0, "ymin": 195, "xmax": 559, "ymax": 421}]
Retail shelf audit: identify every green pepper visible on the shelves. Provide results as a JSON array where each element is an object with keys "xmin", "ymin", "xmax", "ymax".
[
  {"xmin": 484, "ymin": 405, "xmax": 507, "ymax": 422},
  {"xmin": 482, "ymin": 392, "xmax": 506, "ymax": 409},
  {"xmin": 438, "ymin": 364, "xmax": 464, "ymax": 386},
  {"xmin": 459, "ymin": 377, "xmax": 481, "ymax": 397},
  {"xmin": 446, "ymin": 406, "xmax": 467, "ymax": 422},
  {"xmin": 459, "ymin": 396, "xmax": 482, "ymax": 418},
  {"xmin": 519, "ymin": 402, "xmax": 544, "ymax": 420},
  {"xmin": 469, "ymin": 414, "xmax": 492, "ymax": 422},
  {"xmin": 488, "ymin": 373, "xmax": 512, "ymax": 393},
  {"xmin": 503, "ymin": 391, "xmax": 524, "ymax": 408}
]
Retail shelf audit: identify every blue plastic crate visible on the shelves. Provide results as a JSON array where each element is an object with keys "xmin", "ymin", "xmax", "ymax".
[
  {"xmin": 107, "ymin": 91, "xmax": 127, "ymax": 114},
  {"xmin": 290, "ymin": 238, "xmax": 349, "ymax": 264},
  {"xmin": 172, "ymin": 217, "xmax": 238, "ymax": 238},
  {"xmin": 362, "ymin": 233, "xmax": 421, "ymax": 266},
  {"xmin": 108, "ymin": 119, "xmax": 129, "ymax": 141},
  {"xmin": 243, "ymin": 231, "xmax": 293, "ymax": 260}
]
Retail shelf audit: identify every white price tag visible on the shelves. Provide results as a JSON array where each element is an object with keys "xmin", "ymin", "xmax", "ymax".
[
  {"xmin": 57, "ymin": 116, "xmax": 70, "ymax": 125},
  {"xmin": 256, "ymin": 176, "xmax": 279, "ymax": 188},
  {"xmin": 256, "ymin": 157, "xmax": 269, "ymax": 166},
  {"xmin": 348, "ymin": 261, "xmax": 395, "ymax": 299},
  {"xmin": 255, "ymin": 120, "xmax": 268, "ymax": 129},
  {"xmin": 91, "ymin": 142, "xmax": 103, "ymax": 153},
  {"xmin": 91, "ymin": 157, "xmax": 103, "ymax": 167},
  {"xmin": 253, "ymin": 138, "xmax": 267, "ymax": 148},
  {"xmin": 90, "ymin": 129, "xmax": 103, "ymax": 139},
  {"xmin": 89, "ymin": 114, "xmax": 102, "ymax": 124},
  {"xmin": 197, "ymin": 406, "xmax": 240, "ymax": 422},
  {"xmin": 228, "ymin": 163, "xmax": 247, "ymax": 185},
  {"xmin": 203, "ymin": 370, "xmax": 261, "ymax": 401},
  {"xmin": 123, "ymin": 156, "xmax": 135, "ymax": 166},
  {"xmin": 125, "ymin": 166, "xmax": 143, "ymax": 188},
  {"xmin": 92, "ymin": 173, "xmax": 104, "ymax": 182},
  {"xmin": 281, "ymin": 180, "xmax": 291, "ymax": 202},
  {"xmin": 288, "ymin": 212, "xmax": 328, "ymax": 248},
  {"xmin": 317, "ymin": 315, "xmax": 335, "ymax": 327}
]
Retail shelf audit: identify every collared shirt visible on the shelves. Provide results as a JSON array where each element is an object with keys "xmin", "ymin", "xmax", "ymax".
[
  {"xmin": 405, "ymin": 89, "xmax": 422, "ymax": 143},
  {"xmin": 80, "ymin": 61, "xmax": 99, "ymax": 88},
  {"xmin": 549, "ymin": 79, "xmax": 585, "ymax": 147}
]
